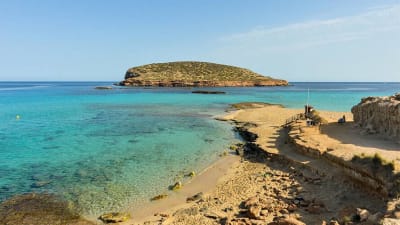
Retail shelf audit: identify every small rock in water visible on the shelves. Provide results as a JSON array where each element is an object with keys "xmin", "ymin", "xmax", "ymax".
[
  {"xmin": 170, "ymin": 181, "xmax": 182, "ymax": 190},
  {"xmin": 151, "ymin": 194, "xmax": 168, "ymax": 201},
  {"xmin": 187, "ymin": 171, "xmax": 196, "ymax": 177},
  {"xmin": 94, "ymin": 86, "xmax": 113, "ymax": 90},
  {"xmin": 98, "ymin": 212, "xmax": 130, "ymax": 223},
  {"xmin": 30, "ymin": 180, "xmax": 51, "ymax": 188}
]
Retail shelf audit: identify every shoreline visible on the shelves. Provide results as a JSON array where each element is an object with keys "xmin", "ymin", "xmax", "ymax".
[{"xmin": 121, "ymin": 154, "xmax": 241, "ymax": 224}]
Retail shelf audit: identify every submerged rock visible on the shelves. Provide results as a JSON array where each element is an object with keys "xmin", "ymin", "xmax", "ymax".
[
  {"xmin": 170, "ymin": 181, "xmax": 183, "ymax": 191},
  {"xmin": 30, "ymin": 180, "xmax": 51, "ymax": 188},
  {"xmin": 0, "ymin": 193, "xmax": 94, "ymax": 225},
  {"xmin": 185, "ymin": 171, "xmax": 196, "ymax": 177},
  {"xmin": 98, "ymin": 212, "xmax": 130, "ymax": 223},
  {"xmin": 151, "ymin": 194, "xmax": 168, "ymax": 201}
]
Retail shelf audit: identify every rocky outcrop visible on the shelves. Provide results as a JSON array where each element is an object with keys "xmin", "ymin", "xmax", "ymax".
[
  {"xmin": 0, "ymin": 193, "xmax": 94, "ymax": 225},
  {"xmin": 351, "ymin": 93, "xmax": 400, "ymax": 142},
  {"xmin": 119, "ymin": 61, "xmax": 288, "ymax": 87}
]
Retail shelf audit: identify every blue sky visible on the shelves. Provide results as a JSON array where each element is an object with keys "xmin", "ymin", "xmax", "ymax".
[{"xmin": 0, "ymin": 0, "xmax": 399, "ymax": 81}]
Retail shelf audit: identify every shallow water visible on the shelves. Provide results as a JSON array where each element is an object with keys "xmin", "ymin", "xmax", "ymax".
[{"xmin": 0, "ymin": 81, "xmax": 399, "ymax": 216}]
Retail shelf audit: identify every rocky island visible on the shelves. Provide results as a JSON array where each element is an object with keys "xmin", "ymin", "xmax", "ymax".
[{"xmin": 119, "ymin": 61, "xmax": 288, "ymax": 87}]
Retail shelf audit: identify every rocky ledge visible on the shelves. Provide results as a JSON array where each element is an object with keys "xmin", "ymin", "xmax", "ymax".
[
  {"xmin": 119, "ymin": 61, "xmax": 288, "ymax": 87},
  {"xmin": 351, "ymin": 93, "xmax": 400, "ymax": 142}
]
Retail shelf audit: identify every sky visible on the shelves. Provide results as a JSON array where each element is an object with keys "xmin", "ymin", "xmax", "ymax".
[{"xmin": 0, "ymin": 0, "xmax": 399, "ymax": 82}]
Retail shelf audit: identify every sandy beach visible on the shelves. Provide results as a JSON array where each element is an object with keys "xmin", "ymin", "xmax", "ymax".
[{"xmin": 108, "ymin": 102, "xmax": 400, "ymax": 225}]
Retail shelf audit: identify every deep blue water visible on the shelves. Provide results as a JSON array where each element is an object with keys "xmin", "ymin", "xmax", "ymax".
[{"xmin": 0, "ymin": 81, "xmax": 399, "ymax": 216}]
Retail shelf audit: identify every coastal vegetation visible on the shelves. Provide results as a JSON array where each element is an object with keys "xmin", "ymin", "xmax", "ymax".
[{"xmin": 120, "ymin": 61, "xmax": 288, "ymax": 87}]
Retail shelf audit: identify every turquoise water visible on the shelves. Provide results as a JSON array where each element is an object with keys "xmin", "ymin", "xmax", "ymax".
[{"xmin": 0, "ymin": 82, "xmax": 399, "ymax": 216}]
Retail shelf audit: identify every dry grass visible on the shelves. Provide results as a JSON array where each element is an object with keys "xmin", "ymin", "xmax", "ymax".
[{"xmin": 124, "ymin": 61, "xmax": 277, "ymax": 82}]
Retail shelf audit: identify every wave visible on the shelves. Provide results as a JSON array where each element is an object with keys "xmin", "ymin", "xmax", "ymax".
[{"xmin": 0, "ymin": 85, "xmax": 52, "ymax": 91}]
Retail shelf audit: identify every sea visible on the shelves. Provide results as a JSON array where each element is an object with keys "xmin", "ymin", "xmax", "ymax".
[{"xmin": 0, "ymin": 82, "xmax": 399, "ymax": 216}]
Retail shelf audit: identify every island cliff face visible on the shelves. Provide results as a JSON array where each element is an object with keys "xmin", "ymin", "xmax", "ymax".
[
  {"xmin": 351, "ymin": 93, "xmax": 400, "ymax": 142},
  {"xmin": 119, "ymin": 61, "xmax": 288, "ymax": 87}
]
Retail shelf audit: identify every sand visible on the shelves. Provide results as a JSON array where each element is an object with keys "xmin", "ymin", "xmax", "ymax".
[{"xmin": 110, "ymin": 103, "xmax": 400, "ymax": 225}]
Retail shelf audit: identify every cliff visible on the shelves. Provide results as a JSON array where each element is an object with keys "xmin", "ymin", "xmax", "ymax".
[
  {"xmin": 351, "ymin": 93, "xmax": 400, "ymax": 142},
  {"xmin": 119, "ymin": 61, "xmax": 288, "ymax": 87}
]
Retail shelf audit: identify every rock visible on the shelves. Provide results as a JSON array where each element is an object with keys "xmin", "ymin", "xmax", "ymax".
[
  {"xmin": 204, "ymin": 212, "xmax": 221, "ymax": 219},
  {"xmin": 186, "ymin": 192, "xmax": 203, "ymax": 202},
  {"xmin": 356, "ymin": 208, "xmax": 370, "ymax": 222},
  {"xmin": 192, "ymin": 90, "xmax": 226, "ymax": 94},
  {"xmin": 247, "ymin": 205, "xmax": 261, "ymax": 219},
  {"xmin": 98, "ymin": 212, "xmax": 130, "ymax": 223},
  {"xmin": 0, "ymin": 193, "xmax": 94, "ymax": 225},
  {"xmin": 352, "ymin": 94, "xmax": 400, "ymax": 142},
  {"xmin": 287, "ymin": 204, "xmax": 297, "ymax": 212},
  {"xmin": 368, "ymin": 212, "xmax": 382, "ymax": 223},
  {"xmin": 94, "ymin": 86, "xmax": 113, "ymax": 90},
  {"xmin": 328, "ymin": 220, "xmax": 340, "ymax": 225},
  {"xmin": 154, "ymin": 212, "xmax": 169, "ymax": 217},
  {"xmin": 381, "ymin": 218, "xmax": 400, "ymax": 225},
  {"xmin": 187, "ymin": 171, "xmax": 196, "ymax": 177},
  {"xmin": 261, "ymin": 210, "xmax": 269, "ymax": 216},
  {"xmin": 306, "ymin": 204, "xmax": 322, "ymax": 214},
  {"xmin": 243, "ymin": 196, "xmax": 259, "ymax": 208},
  {"xmin": 394, "ymin": 211, "xmax": 400, "ymax": 219},
  {"xmin": 151, "ymin": 194, "xmax": 168, "ymax": 201},
  {"xmin": 170, "ymin": 181, "xmax": 182, "ymax": 190},
  {"xmin": 30, "ymin": 180, "xmax": 51, "ymax": 188},
  {"xmin": 268, "ymin": 217, "xmax": 306, "ymax": 225},
  {"xmin": 279, "ymin": 209, "xmax": 289, "ymax": 215}
]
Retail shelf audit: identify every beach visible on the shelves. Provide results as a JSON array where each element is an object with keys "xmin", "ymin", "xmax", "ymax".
[{"xmin": 110, "ymin": 102, "xmax": 399, "ymax": 225}]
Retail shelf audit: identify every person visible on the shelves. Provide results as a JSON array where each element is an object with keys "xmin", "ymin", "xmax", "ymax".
[{"xmin": 338, "ymin": 115, "xmax": 346, "ymax": 124}]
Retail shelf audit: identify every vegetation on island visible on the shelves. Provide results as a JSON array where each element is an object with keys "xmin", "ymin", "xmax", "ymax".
[{"xmin": 120, "ymin": 61, "xmax": 288, "ymax": 87}]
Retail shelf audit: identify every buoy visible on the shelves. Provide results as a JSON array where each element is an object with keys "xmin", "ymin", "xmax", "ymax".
[{"xmin": 16, "ymin": 115, "xmax": 20, "ymax": 120}]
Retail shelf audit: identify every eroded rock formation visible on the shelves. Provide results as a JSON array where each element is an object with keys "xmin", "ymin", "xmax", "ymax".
[{"xmin": 351, "ymin": 93, "xmax": 400, "ymax": 142}]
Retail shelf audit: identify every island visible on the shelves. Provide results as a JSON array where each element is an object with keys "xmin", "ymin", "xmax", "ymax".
[{"xmin": 118, "ymin": 61, "xmax": 288, "ymax": 87}]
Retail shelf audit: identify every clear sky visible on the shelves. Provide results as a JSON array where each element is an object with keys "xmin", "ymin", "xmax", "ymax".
[{"xmin": 1, "ymin": 0, "xmax": 399, "ymax": 81}]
